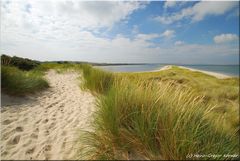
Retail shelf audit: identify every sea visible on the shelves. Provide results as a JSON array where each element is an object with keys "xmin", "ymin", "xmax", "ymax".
[{"xmin": 96, "ymin": 64, "xmax": 239, "ymax": 77}]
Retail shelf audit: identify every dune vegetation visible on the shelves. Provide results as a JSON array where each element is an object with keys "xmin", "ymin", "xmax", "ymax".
[
  {"xmin": 1, "ymin": 54, "xmax": 41, "ymax": 71},
  {"xmin": 1, "ymin": 66, "xmax": 49, "ymax": 95},
  {"xmin": 76, "ymin": 65, "xmax": 239, "ymax": 160},
  {"xmin": 1, "ymin": 55, "xmax": 49, "ymax": 95}
]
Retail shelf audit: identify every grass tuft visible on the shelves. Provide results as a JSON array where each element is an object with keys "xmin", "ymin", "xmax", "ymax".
[
  {"xmin": 80, "ymin": 64, "xmax": 114, "ymax": 94},
  {"xmin": 1, "ymin": 66, "xmax": 49, "ymax": 95}
]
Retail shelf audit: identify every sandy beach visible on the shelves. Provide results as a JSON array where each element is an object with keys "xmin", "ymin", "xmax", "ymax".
[{"xmin": 1, "ymin": 70, "xmax": 96, "ymax": 160}]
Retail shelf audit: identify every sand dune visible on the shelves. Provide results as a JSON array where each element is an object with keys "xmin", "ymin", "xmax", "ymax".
[
  {"xmin": 1, "ymin": 70, "xmax": 96, "ymax": 160},
  {"xmin": 155, "ymin": 65, "xmax": 231, "ymax": 79},
  {"xmin": 177, "ymin": 66, "xmax": 231, "ymax": 79}
]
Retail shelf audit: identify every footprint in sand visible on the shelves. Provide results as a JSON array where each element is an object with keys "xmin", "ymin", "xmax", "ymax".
[
  {"xmin": 43, "ymin": 119, "xmax": 49, "ymax": 123},
  {"xmin": 44, "ymin": 130, "xmax": 50, "ymax": 136},
  {"xmin": 15, "ymin": 126, "xmax": 23, "ymax": 132},
  {"xmin": 30, "ymin": 133, "xmax": 38, "ymax": 139},
  {"xmin": 43, "ymin": 144, "xmax": 52, "ymax": 152},
  {"xmin": 25, "ymin": 147, "xmax": 35, "ymax": 155},
  {"xmin": 49, "ymin": 122, "xmax": 56, "ymax": 129},
  {"xmin": 1, "ymin": 151, "xmax": 8, "ymax": 157},
  {"xmin": 35, "ymin": 119, "xmax": 41, "ymax": 124},
  {"xmin": 2, "ymin": 119, "xmax": 12, "ymax": 125},
  {"xmin": 46, "ymin": 104, "xmax": 53, "ymax": 109},
  {"xmin": 8, "ymin": 135, "xmax": 21, "ymax": 145},
  {"xmin": 34, "ymin": 127, "xmax": 39, "ymax": 132}
]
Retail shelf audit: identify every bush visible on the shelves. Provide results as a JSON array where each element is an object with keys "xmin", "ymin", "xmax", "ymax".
[{"xmin": 1, "ymin": 54, "xmax": 40, "ymax": 70}]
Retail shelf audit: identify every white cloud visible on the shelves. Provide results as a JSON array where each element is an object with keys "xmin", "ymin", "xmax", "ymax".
[
  {"xmin": 161, "ymin": 30, "xmax": 175, "ymax": 39},
  {"xmin": 0, "ymin": 0, "xmax": 148, "ymax": 61},
  {"xmin": 1, "ymin": 0, "xmax": 147, "ymax": 33},
  {"xmin": 155, "ymin": 1, "xmax": 238, "ymax": 24},
  {"xmin": 136, "ymin": 33, "xmax": 160, "ymax": 41},
  {"xmin": 175, "ymin": 41, "xmax": 184, "ymax": 45},
  {"xmin": 164, "ymin": 1, "xmax": 187, "ymax": 9},
  {"xmin": 214, "ymin": 34, "xmax": 239, "ymax": 44},
  {"xmin": 2, "ymin": 31, "xmax": 238, "ymax": 64},
  {"xmin": 164, "ymin": 1, "xmax": 177, "ymax": 9},
  {"xmin": 1, "ymin": 26, "xmax": 238, "ymax": 64}
]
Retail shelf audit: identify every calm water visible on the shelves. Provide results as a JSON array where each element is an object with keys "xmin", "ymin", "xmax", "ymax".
[
  {"xmin": 97, "ymin": 64, "xmax": 166, "ymax": 72},
  {"xmin": 97, "ymin": 64, "xmax": 239, "ymax": 76},
  {"xmin": 183, "ymin": 65, "xmax": 239, "ymax": 77}
]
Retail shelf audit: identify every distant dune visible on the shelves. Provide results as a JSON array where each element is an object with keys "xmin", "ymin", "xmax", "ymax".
[
  {"xmin": 153, "ymin": 65, "xmax": 231, "ymax": 79},
  {"xmin": 176, "ymin": 66, "xmax": 231, "ymax": 79}
]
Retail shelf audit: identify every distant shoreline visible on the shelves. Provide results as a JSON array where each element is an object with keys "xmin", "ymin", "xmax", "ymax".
[
  {"xmin": 42, "ymin": 60, "xmax": 239, "ymax": 66},
  {"xmin": 156, "ymin": 65, "xmax": 233, "ymax": 79},
  {"xmin": 97, "ymin": 64, "xmax": 238, "ymax": 78},
  {"xmin": 40, "ymin": 59, "xmax": 240, "ymax": 77},
  {"xmin": 131, "ymin": 65, "xmax": 234, "ymax": 79}
]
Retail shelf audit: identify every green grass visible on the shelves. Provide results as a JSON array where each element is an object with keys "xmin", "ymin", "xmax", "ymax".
[
  {"xmin": 77, "ymin": 65, "xmax": 239, "ymax": 160},
  {"xmin": 1, "ymin": 65, "xmax": 49, "ymax": 95},
  {"xmin": 119, "ymin": 66, "xmax": 239, "ymax": 132},
  {"xmin": 80, "ymin": 64, "xmax": 114, "ymax": 94}
]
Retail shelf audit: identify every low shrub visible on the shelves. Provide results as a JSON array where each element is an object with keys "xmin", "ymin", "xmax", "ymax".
[{"xmin": 1, "ymin": 54, "xmax": 40, "ymax": 70}]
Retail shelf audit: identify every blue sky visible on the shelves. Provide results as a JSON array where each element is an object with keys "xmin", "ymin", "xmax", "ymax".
[{"xmin": 1, "ymin": 0, "xmax": 239, "ymax": 64}]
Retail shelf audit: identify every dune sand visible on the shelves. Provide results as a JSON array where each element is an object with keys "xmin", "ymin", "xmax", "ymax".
[{"xmin": 1, "ymin": 70, "xmax": 96, "ymax": 160}]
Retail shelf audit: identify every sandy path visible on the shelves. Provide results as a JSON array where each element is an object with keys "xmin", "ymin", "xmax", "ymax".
[{"xmin": 1, "ymin": 70, "xmax": 96, "ymax": 160}]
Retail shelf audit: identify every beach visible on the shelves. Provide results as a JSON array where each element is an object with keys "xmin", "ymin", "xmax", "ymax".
[{"xmin": 1, "ymin": 70, "xmax": 96, "ymax": 160}]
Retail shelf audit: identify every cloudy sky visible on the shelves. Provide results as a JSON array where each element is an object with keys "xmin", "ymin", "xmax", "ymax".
[{"xmin": 1, "ymin": 0, "xmax": 239, "ymax": 64}]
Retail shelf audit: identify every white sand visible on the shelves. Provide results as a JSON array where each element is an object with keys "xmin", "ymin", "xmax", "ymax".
[{"xmin": 1, "ymin": 70, "xmax": 96, "ymax": 160}]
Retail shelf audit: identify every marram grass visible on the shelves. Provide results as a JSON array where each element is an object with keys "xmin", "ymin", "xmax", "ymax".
[
  {"xmin": 1, "ymin": 65, "xmax": 49, "ymax": 95},
  {"xmin": 77, "ymin": 66, "xmax": 239, "ymax": 160},
  {"xmin": 80, "ymin": 64, "xmax": 114, "ymax": 94}
]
